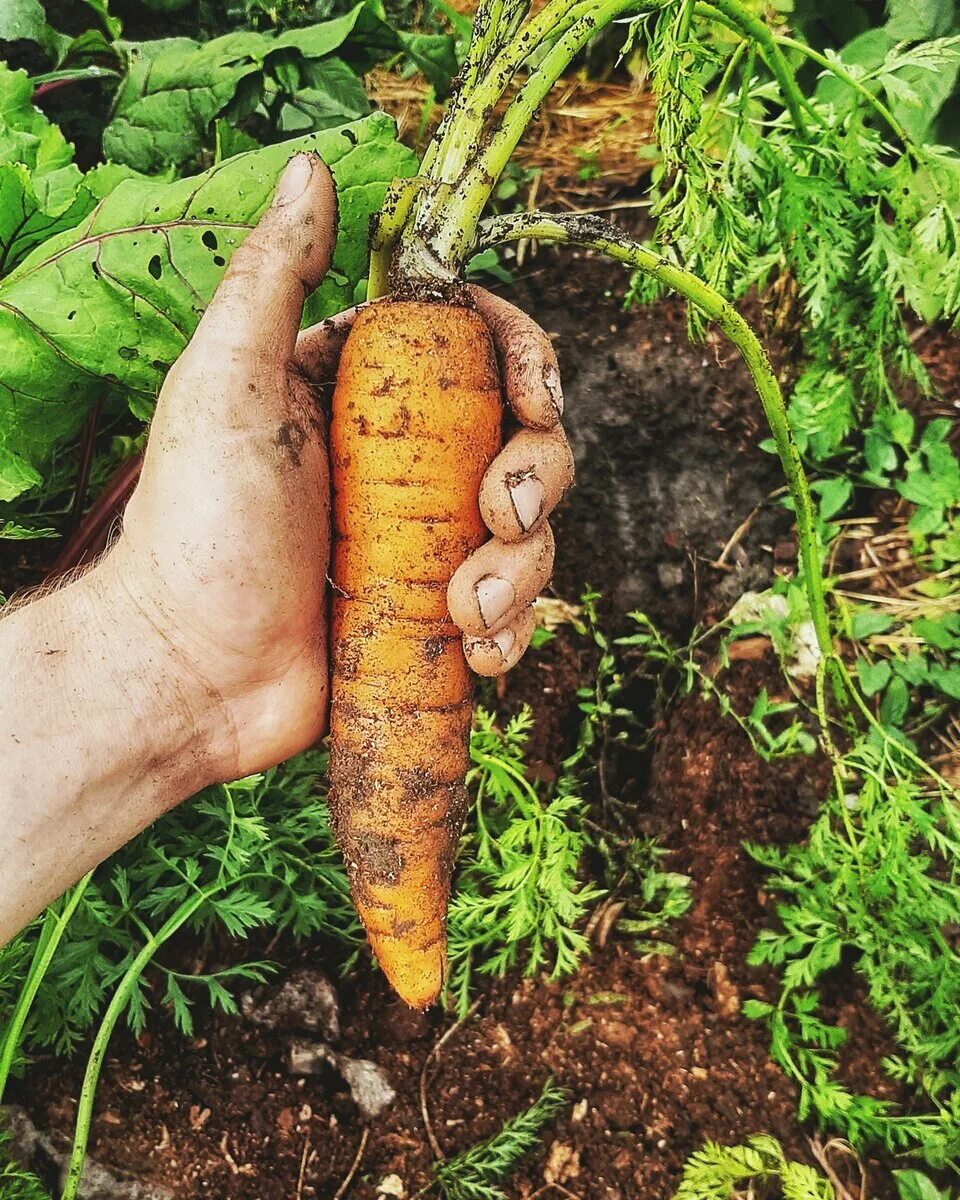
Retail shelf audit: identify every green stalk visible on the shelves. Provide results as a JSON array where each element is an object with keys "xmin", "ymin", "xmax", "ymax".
[
  {"xmin": 416, "ymin": 0, "xmax": 641, "ymax": 275},
  {"xmin": 367, "ymin": 177, "xmax": 424, "ymax": 301},
  {"xmin": 0, "ymin": 873, "xmax": 93, "ymax": 1104},
  {"xmin": 477, "ymin": 211, "xmax": 834, "ymax": 663},
  {"xmin": 775, "ymin": 34, "xmax": 916, "ymax": 151},
  {"xmin": 694, "ymin": 0, "xmax": 819, "ymax": 134},
  {"xmin": 421, "ymin": 0, "xmax": 521, "ymax": 184},
  {"xmin": 61, "ymin": 887, "xmax": 213, "ymax": 1200},
  {"xmin": 426, "ymin": 0, "xmax": 626, "ymax": 211},
  {"xmin": 701, "ymin": 34, "xmax": 748, "ymax": 130}
]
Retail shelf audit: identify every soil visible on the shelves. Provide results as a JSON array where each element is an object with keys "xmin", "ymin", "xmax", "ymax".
[{"xmin": 5, "ymin": 252, "xmax": 940, "ymax": 1200}]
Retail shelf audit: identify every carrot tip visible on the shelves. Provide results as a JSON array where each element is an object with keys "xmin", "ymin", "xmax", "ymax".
[{"xmin": 370, "ymin": 931, "xmax": 446, "ymax": 1011}]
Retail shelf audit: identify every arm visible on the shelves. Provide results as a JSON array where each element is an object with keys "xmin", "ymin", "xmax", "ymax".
[
  {"xmin": 0, "ymin": 152, "xmax": 574, "ymax": 945},
  {"xmin": 0, "ymin": 561, "xmax": 223, "ymax": 944}
]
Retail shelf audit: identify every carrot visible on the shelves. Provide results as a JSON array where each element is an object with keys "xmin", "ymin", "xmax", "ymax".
[{"xmin": 328, "ymin": 299, "xmax": 502, "ymax": 1010}]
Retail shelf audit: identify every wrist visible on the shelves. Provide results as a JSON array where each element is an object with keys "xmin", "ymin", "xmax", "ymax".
[
  {"xmin": 0, "ymin": 556, "xmax": 229, "ymax": 943},
  {"xmin": 76, "ymin": 547, "xmax": 236, "ymax": 797}
]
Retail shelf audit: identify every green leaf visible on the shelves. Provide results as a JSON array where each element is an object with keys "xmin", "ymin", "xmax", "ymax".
[
  {"xmin": 0, "ymin": 114, "xmax": 416, "ymax": 501},
  {"xmin": 850, "ymin": 609, "xmax": 894, "ymax": 639},
  {"xmin": 886, "ymin": 0, "xmax": 956, "ymax": 41},
  {"xmin": 104, "ymin": 2, "xmax": 454, "ymax": 173},
  {"xmin": 880, "ymin": 674, "xmax": 910, "ymax": 725},
  {"xmin": 893, "ymin": 652, "xmax": 928, "ymax": 685},
  {"xmin": 0, "ymin": 0, "xmax": 70, "ymax": 60},
  {"xmin": 912, "ymin": 616, "xmax": 960, "ymax": 650},
  {"xmin": 0, "ymin": 66, "xmax": 95, "ymax": 276},
  {"xmin": 857, "ymin": 658, "xmax": 892, "ymax": 696},
  {"xmin": 928, "ymin": 664, "xmax": 960, "ymax": 700},
  {"xmin": 0, "ymin": 445, "xmax": 42, "ymax": 501},
  {"xmin": 880, "ymin": 37, "xmax": 960, "ymax": 142},
  {"xmin": 812, "ymin": 476, "xmax": 853, "ymax": 520},
  {"xmin": 893, "ymin": 1170, "xmax": 952, "ymax": 1200}
]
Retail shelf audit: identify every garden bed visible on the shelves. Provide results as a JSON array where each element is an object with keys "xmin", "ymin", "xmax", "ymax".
[{"xmin": 6, "ymin": 251, "xmax": 948, "ymax": 1200}]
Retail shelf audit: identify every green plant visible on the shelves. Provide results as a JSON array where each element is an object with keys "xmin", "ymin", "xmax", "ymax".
[
  {"xmin": 430, "ymin": 1076, "xmax": 568, "ymax": 1200},
  {"xmin": 619, "ymin": 604, "xmax": 819, "ymax": 763},
  {"xmin": 0, "ymin": 1137, "xmax": 49, "ymax": 1200},
  {"xmin": 744, "ymin": 708, "xmax": 960, "ymax": 1167},
  {"xmin": 895, "ymin": 1169, "xmax": 954, "ymax": 1200},
  {"xmin": 446, "ymin": 708, "xmax": 604, "ymax": 1016},
  {"xmin": 673, "ymin": 1134, "xmax": 835, "ymax": 1200},
  {"xmin": 0, "ymin": 105, "xmax": 414, "ymax": 512}
]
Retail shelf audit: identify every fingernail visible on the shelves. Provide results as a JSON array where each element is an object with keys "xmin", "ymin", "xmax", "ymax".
[
  {"xmin": 475, "ymin": 575, "xmax": 515, "ymax": 628},
  {"xmin": 274, "ymin": 153, "xmax": 313, "ymax": 207},
  {"xmin": 509, "ymin": 474, "xmax": 545, "ymax": 533},
  {"xmin": 543, "ymin": 363, "xmax": 563, "ymax": 416},
  {"xmin": 493, "ymin": 627, "xmax": 515, "ymax": 658}
]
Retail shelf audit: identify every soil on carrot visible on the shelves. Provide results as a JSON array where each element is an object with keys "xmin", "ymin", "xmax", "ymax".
[{"xmin": 6, "ymin": 253, "xmax": 931, "ymax": 1199}]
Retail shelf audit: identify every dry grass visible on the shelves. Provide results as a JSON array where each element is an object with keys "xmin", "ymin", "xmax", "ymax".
[{"xmin": 369, "ymin": 71, "xmax": 656, "ymax": 206}]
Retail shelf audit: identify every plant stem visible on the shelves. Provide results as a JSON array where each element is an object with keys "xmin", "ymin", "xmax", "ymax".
[
  {"xmin": 422, "ymin": 0, "xmax": 642, "ymax": 273},
  {"xmin": 0, "ymin": 873, "xmax": 93, "ymax": 1104},
  {"xmin": 478, "ymin": 212, "xmax": 834, "ymax": 663},
  {"xmin": 701, "ymin": 34, "xmax": 748, "ymax": 130},
  {"xmin": 60, "ymin": 887, "xmax": 215, "ymax": 1200},
  {"xmin": 775, "ymin": 34, "xmax": 916, "ymax": 151},
  {"xmin": 694, "ymin": 0, "xmax": 818, "ymax": 134},
  {"xmin": 429, "ymin": 0, "xmax": 610, "ymax": 190},
  {"xmin": 367, "ymin": 177, "xmax": 424, "ymax": 301}
]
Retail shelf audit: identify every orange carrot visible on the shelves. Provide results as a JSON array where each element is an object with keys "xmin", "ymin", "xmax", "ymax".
[{"xmin": 328, "ymin": 299, "xmax": 502, "ymax": 1009}]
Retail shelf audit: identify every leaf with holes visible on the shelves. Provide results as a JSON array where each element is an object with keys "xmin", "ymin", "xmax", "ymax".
[
  {"xmin": 0, "ymin": 112, "xmax": 416, "ymax": 501},
  {"xmin": 0, "ymin": 65, "xmax": 96, "ymax": 279}
]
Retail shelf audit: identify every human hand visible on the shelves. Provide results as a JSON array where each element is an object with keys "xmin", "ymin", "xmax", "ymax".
[{"xmin": 102, "ymin": 152, "xmax": 574, "ymax": 783}]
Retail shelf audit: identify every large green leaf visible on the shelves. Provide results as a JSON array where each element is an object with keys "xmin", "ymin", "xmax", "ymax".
[
  {"xmin": 0, "ymin": 112, "xmax": 417, "ymax": 501},
  {"xmin": 0, "ymin": 65, "xmax": 95, "ymax": 276},
  {"xmin": 102, "ymin": 1, "xmax": 456, "ymax": 174},
  {"xmin": 0, "ymin": 0, "xmax": 70, "ymax": 60},
  {"xmin": 886, "ymin": 0, "xmax": 956, "ymax": 42}
]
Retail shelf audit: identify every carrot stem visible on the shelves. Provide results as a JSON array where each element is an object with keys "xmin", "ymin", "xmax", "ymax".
[{"xmin": 477, "ymin": 211, "xmax": 835, "ymax": 673}]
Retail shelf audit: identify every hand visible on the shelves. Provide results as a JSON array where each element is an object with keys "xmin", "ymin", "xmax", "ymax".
[{"xmin": 105, "ymin": 151, "xmax": 574, "ymax": 782}]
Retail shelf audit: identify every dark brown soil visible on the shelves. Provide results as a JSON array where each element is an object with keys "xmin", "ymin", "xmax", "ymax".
[
  {"xmin": 6, "ymin": 252, "xmax": 944, "ymax": 1200},
  {"xmin": 15, "ymin": 650, "xmax": 895, "ymax": 1200}
]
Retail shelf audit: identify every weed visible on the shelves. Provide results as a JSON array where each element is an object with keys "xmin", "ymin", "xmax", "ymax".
[
  {"xmin": 431, "ymin": 1077, "xmax": 568, "ymax": 1200},
  {"xmin": 674, "ymin": 1134, "xmax": 835, "ymax": 1200}
]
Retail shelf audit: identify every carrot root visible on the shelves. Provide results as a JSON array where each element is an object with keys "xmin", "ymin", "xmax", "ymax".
[{"xmin": 328, "ymin": 299, "xmax": 502, "ymax": 1009}]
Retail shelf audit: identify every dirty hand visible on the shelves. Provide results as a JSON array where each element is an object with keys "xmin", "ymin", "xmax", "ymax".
[{"xmin": 106, "ymin": 151, "xmax": 574, "ymax": 782}]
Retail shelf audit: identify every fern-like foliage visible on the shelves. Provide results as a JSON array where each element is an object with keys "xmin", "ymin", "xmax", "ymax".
[
  {"xmin": 745, "ymin": 731, "xmax": 960, "ymax": 1167},
  {"xmin": 0, "ymin": 1135, "xmax": 49, "ymax": 1200},
  {"xmin": 635, "ymin": 0, "xmax": 960, "ymax": 478},
  {"xmin": 674, "ymin": 1135, "xmax": 834, "ymax": 1200},
  {"xmin": 446, "ymin": 708, "xmax": 604, "ymax": 1016},
  {"xmin": 433, "ymin": 1077, "xmax": 568, "ymax": 1200}
]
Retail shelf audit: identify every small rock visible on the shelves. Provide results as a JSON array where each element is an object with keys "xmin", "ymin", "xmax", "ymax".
[
  {"xmin": 708, "ymin": 962, "xmax": 741, "ymax": 1018},
  {"xmin": 657, "ymin": 562, "xmax": 685, "ymax": 590},
  {"xmin": 241, "ymin": 968, "xmax": 340, "ymax": 1039},
  {"xmin": 338, "ymin": 1056, "xmax": 397, "ymax": 1121},
  {"xmin": 2, "ymin": 1106, "xmax": 173, "ymax": 1200},
  {"xmin": 287, "ymin": 1040, "xmax": 396, "ymax": 1120},
  {"xmin": 377, "ymin": 1174, "xmax": 405, "ymax": 1198},
  {"xmin": 544, "ymin": 1140, "xmax": 580, "ymax": 1185}
]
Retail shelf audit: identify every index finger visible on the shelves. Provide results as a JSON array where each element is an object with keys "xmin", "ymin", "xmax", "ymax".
[{"xmin": 467, "ymin": 286, "xmax": 563, "ymax": 430}]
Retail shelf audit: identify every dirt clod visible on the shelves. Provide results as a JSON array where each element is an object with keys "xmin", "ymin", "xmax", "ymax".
[{"xmin": 241, "ymin": 967, "xmax": 341, "ymax": 1039}]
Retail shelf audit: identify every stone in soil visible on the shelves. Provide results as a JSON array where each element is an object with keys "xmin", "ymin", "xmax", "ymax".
[{"xmin": 240, "ymin": 967, "xmax": 340, "ymax": 1039}]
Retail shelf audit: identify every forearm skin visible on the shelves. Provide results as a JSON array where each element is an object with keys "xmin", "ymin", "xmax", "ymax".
[{"xmin": 0, "ymin": 554, "xmax": 225, "ymax": 944}]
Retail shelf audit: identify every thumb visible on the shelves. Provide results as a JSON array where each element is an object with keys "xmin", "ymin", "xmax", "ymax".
[{"xmin": 190, "ymin": 152, "xmax": 338, "ymax": 366}]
